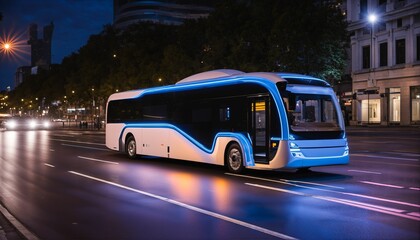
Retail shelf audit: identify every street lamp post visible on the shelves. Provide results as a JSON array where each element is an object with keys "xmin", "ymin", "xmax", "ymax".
[{"xmin": 368, "ymin": 13, "xmax": 377, "ymax": 124}]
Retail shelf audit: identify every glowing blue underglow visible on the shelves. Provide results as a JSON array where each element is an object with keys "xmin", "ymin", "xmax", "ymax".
[{"xmin": 121, "ymin": 123, "xmax": 255, "ymax": 166}]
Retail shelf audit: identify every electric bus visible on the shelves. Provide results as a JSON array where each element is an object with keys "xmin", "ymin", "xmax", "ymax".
[{"xmin": 106, "ymin": 69, "xmax": 349, "ymax": 173}]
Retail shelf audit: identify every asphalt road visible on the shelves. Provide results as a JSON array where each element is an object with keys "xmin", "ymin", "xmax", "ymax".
[{"xmin": 0, "ymin": 126, "xmax": 419, "ymax": 240}]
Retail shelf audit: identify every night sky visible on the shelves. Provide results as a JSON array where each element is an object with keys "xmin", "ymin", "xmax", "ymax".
[{"xmin": 0, "ymin": 0, "xmax": 113, "ymax": 91}]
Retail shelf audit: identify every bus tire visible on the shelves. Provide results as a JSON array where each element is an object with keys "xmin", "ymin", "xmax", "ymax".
[
  {"xmin": 225, "ymin": 143, "xmax": 244, "ymax": 173},
  {"xmin": 126, "ymin": 135, "xmax": 137, "ymax": 159}
]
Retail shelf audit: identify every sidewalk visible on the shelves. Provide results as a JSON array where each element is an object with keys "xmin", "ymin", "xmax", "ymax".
[
  {"xmin": 0, "ymin": 205, "xmax": 25, "ymax": 240},
  {"xmin": 0, "ymin": 203, "xmax": 38, "ymax": 240}
]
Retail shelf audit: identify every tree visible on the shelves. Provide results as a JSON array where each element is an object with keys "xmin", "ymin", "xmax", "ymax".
[
  {"xmin": 8, "ymin": 0, "xmax": 349, "ymax": 116},
  {"xmin": 267, "ymin": 0, "xmax": 348, "ymax": 81}
]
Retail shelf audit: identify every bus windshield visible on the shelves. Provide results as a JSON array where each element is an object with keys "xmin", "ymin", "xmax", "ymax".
[{"xmin": 284, "ymin": 93, "xmax": 342, "ymax": 132}]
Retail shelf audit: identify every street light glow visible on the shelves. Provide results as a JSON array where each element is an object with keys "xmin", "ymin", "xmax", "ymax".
[
  {"xmin": 368, "ymin": 14, "xmax": 377, "ymax": 24},
  {"xmin": 0, "ymin": 29, "xmax": 29, "ymax": 61}
]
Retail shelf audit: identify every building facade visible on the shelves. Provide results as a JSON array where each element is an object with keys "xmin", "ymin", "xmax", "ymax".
[
  {"xmin": 113, "ymin": 0, "xmax": 214, "ymax": 29},
  {"xmin": 346, "ymin": 0, "xmax": 420, "ymax": 125},
  {"xmin": 27, "ymin": 22, "xmax": 54, "ymax": 67},
  {"xmin": 15, "ymin": 22, "xmax": 54, "ymax": 88}
]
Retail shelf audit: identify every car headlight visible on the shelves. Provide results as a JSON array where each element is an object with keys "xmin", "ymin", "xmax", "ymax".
[
  {"xmin": 6, "ymin": 120, "xmax": 17, "ymax": 129},
  {"xmin": 29, "ymin": 120, "xmax": 37, "ymax": 129},
  {"xmin": 43, "ymin": 121, "xmax": 50, "ymax": 128}
]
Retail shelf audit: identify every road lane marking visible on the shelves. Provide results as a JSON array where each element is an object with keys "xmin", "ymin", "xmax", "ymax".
[
  {"xmin": 351, "ymin": 153, "xmax": 419, "ymax": 161},
  {"xmin": 77, "ymin": 156, "xmax": 119, "ymax": 165},
  {"xmin": 68, "ymin": 171, "xmax": 297, "ymax": 240},
  {"xmin": 360, "ymin": 181, "xmax": 404, "ymax": 189},
  {"xmin": 279, "ymin": 179, "xmax": 344, "ymax": 189},
  {"xmin": 383, "ymin": 152, "xmax": 420, "ymax": 157},
  {"xmin": 408, "ymin": 212, "xmax": 420, "ymax": 217},
  {"xmin": 61, "ymin": 143, "xmax": 109, "ymax": 151},
  {"xmin": 51, "ymin": 138, "xmax": 105, "ymax": 146},
  {"xmin": 246, "ymin": 183, "xmax": 420, "ymax": 221},
  {"xmin": 351, "ymin": 159, "xmax": 420, "ymax": 167},
  {"xmin": 226, "ymin": 173, "xmax": 420, "ymax": 208},
  {"xmin": 409, "ymin": 187, "xmax": 420, "ymax": 191},
  {"xmin": 44, "ymin": 163, "xmax": 55, "ymax": 168},
  {"xmin": 348, "ymin": 169, "xmax": 382, "ymax": 174}
]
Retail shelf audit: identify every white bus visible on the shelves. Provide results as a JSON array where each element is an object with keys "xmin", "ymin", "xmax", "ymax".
[{"xmin": 106, "ymin": 69, "xmax": 349, "ymax": 173}]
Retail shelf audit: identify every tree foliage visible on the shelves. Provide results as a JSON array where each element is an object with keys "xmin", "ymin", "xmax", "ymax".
[{"xmin": 8, "ymin": 0, "xmax": 348, "ymax": 114}]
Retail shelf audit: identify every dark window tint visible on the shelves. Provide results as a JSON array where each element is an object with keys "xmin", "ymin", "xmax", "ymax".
[
  {"xmin": 379, "ymin": 42, "xmax": 388, "ymax": 67},
  {"xmin": 396, "ymin": 39, "xmax": 406, "ymax": 64},
  {"xmin": 362, "ymin": 45, "xmax": 370, "ymax": 69}
]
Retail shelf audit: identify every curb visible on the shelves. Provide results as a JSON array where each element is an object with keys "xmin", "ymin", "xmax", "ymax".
[{"xmin": 0, "ymin": 204, "xmax": 38, "ymax": 240}]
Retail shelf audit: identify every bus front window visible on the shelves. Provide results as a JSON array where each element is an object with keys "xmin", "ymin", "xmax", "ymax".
[{"xmin": 285, "ymin": 94, "xmax": 342, "ymax": 132}]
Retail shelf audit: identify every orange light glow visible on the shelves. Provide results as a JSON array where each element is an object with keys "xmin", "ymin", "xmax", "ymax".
[{"xmin": 0, "ymin": 29, "xmax": 30, "ymax": 62}]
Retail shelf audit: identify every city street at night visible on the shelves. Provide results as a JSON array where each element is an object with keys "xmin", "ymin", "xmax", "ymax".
[
  {"xmin": 1, "ymin": 1, "xmax": 420, "ymax": 240},
  {"xmin": 1, "ymin": 126, "xmax": 419, "ymax": 240}
]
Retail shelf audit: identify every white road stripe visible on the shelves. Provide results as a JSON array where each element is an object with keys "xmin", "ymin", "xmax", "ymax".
[
  {"xmin": 77, "ymin": 156, "xmax": 119, "ymax": 165},
  {"xmin": 226, "ymin": 173, "xmax": 420, "ymax": 208},
  {"xmin": 68, "ymin": 171, "xmax": 297, "ymax": 240},
  {"xmin": 279, "ymin": 179, "xmax": 344, "ymax": 189},
  {"xmin": 351, "ymin": 159, "xmax": 419, "ymax": 167},
  {"xmin": 351, "ymin": 153, "xmax": 418, "ymax": 161},
  {"xmin": 51, "ymin": 138, "xmax": 105, "ymax": 146},
  {"xmin": 247, "ymin": 183, "xmax": 420, "ymax": 221},
  {"xmin": 61, "ymin": 143, "xmax": 108, "ymax": 151},
  {"xmin": 408, "ymin": 212, "xmax": 420, "ymax": 217},
  {"xmin": 44, "ymin": 163, "xmax": 55, "ymax": 168},
  {"xmin": 409, "ymin": 187, "xmax": 420, "ymax": 191},
  {"xmin": 360, "ymin": 181, "xmax": 404, "ymax": 189},
  {"xmin": 383, "ymin": 152, "xmax": 420, "ymax": 157},
  {"xmin": 348, "ymin": 169, "xmax": 382, "ymax": 174}
]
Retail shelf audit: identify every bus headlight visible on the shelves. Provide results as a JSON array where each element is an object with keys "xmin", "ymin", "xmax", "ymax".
[{"xmin": 289, "ymin": 142, "xmax": 299, "ymax": 149}]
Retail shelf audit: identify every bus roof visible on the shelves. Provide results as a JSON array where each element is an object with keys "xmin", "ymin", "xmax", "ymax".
[
  {"xmin": 176, "ymin": 69, "xmax": 329, "ymax": 87},
  {"xmin": 108, "ymin": 70, "xmax": 330, "ymax": 102},
  {"xmin": 176, "ymin": 69, "xmax": 245, "ymax": 84},
  {"xmin": 277, "ymin": 73, "xmax": 330, "ymax": 87}
]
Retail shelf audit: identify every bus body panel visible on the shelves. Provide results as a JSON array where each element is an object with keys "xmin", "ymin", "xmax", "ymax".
[
  {"xmin": 106, "ymin": 70, "xmax": 350, "ymax": 172},
  {"xmin": 285, "ymin": 138, "xmax": 349, "ymax": 168},
  {"xmin": 141, "ymin": 128, "xmax": 170, "ymax": 157},
  {"xmin": 106, "ymin": 123, "xmax": 124, "ymax": 151},
  {"xmin": 111, "ymin": 124, "xmax": 253, "ymax": 167},
  {"xmin": 252, "ymin": 139, "xmax": 348, "ymax": 170},
  {"xmin": 251, "ymin": 140, "xmax": 291, "ymax": 170}
]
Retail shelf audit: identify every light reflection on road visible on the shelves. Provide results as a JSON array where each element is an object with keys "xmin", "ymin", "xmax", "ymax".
[{"xmin": 167, "ymin": 172, "xmax": 233, "ymax": 212}]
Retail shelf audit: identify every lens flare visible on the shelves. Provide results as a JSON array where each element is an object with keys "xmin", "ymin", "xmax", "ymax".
[{"xmin": 0, "ymin": 29, "xmax": 30, "ymax": 62}]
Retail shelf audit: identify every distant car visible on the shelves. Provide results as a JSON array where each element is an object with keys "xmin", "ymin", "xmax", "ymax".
[{"xmin": 3, "ymin": 117, "xmax": 51, "ymax": 130}]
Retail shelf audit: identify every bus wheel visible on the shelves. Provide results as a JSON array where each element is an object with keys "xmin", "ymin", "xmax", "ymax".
[
  {"xmin": 126, "ymin": 135, "xmax": 137, "ymax": 159},
  {"xmin": 226, "ymin": 143, "xmax": 244, "ymax": 173}
]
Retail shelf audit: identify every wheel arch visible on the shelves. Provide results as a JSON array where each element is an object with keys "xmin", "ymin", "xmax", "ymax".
[
  {"xmin": 119, "ymin": 131, "xmax": 134, "ymax": 153},
  {"xmin": 222, "ymin": 135, "xmax": 254, "ymax": 168}
]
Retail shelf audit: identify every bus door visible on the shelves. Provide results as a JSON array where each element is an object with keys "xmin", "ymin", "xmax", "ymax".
[{"xmin": 248, "ymin": 97, "xmax": 269, "ymax": 163}]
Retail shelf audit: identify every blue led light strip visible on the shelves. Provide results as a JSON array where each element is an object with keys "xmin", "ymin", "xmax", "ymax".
[
  {"xmin": 130, "ymin": 76, "xmax": 290, "ymax": 140},
  {"xmin": 121, "ymin": 123, "xmax": 255, "ymax": 166}
]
